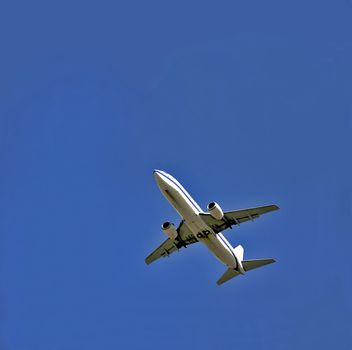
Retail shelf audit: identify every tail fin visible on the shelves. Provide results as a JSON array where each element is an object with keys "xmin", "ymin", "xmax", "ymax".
[
  {"xmin": 233, "ymin": 244, "xmax": 244, "ymax": 261},
  {"xmin": 216, "ymin": 259, "xmax": 275, "ymax": 285},
  {"xmin": 216, "ymin": 244, "xmax": 275, "ymax": 285},
  {"xmin": 242, "ymin": 259, "xmax": 275, "ymax": 271},
  {"xmin": 217, "ymin": 268, "xmax": 240, "ymax": 285}
]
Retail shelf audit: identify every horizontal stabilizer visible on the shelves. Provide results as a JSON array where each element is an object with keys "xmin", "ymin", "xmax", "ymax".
[
  {"xmin": 242, "ymin": 259, "xmax": 275, "ymax": 272},
  {"xmin": 217, "ymin": 268, "xmax": 240, "ymax": 285}
]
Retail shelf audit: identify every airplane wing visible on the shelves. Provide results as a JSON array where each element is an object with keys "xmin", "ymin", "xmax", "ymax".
[
  {"xmin": 199, "ymin": 204, "xmax": 279, "ymax": 233},
  {"xmin": 145, "ymin": 220, "xmax": 198, "ymax": 265}
]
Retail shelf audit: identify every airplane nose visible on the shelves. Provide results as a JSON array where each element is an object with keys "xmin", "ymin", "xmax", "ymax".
[
  {"xmin": 153, "ymin": 169, "xmax": 162, "ymax": 181},
  {"xmin": 153, "ymin": 170, "xmax": 166, "ymax": 187}
]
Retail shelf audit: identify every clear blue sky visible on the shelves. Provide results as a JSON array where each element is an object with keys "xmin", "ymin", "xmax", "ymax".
[{"xmin": 1, "ymin": 1, "xmax": 351, "ymax": 349}]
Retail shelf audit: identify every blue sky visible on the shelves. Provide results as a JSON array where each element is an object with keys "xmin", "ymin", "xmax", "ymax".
[{"xmin": 1, "ymin": 1, "xmax": 351, "ymax": 349}]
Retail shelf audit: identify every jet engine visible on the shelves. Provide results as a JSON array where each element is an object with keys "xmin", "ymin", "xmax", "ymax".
[
  {"xmin": 161, "ymin": 221, "xmax": 178, "ymax": 240},
  {"xmin": 207, "ymin": 202, "xmax": 224, "ymax": 220}
]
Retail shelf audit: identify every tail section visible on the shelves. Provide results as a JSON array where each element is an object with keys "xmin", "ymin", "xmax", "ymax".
[
  {"xmin": 216, "ymin": 244, "xmax": 276, "ymax": 285},
  {"xmin": 242, "ymin": 258, "xmax": 275, "ymax": 271}
]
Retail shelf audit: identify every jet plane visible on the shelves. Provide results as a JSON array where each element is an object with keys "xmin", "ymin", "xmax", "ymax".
[{"xmin": 145, "ymin": 170, "xmax": 279, "ymax": 285}]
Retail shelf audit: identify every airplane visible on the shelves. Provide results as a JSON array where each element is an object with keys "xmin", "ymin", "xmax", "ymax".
[{"xmin": 145, "ymin": 170, "xmax": 279, "ymax": 285}]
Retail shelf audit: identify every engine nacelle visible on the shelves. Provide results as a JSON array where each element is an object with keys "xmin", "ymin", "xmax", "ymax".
[
  {"xmin": 207, "ymin": 201, "xmax": 224, "ymax": 220},
  {"xmin": 161, "ymin": 221, "xmax": 178, "ymax": 240}
]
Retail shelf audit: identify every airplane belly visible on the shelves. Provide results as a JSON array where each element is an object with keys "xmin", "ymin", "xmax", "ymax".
[
  {"xmin": 186, "ymin": 217, "xmax": 237, "ymax": 269},
  {"xmin": 204, "ymin": 236, "xmax": 237, "ymax": 268},
  {"xmin": 162, "ymin": 186, "xmax": 199, "ymax": 219}
]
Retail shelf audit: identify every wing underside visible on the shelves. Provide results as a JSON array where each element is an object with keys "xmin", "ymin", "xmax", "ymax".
[
  {"xmin": 145, "ymin": 204, "xmax": 279, "ymax": 264},
  {"xmin": 199, "ymin": 204, "xmax": 279, "ymax": 233},
  {"xmin": 145, "ymin": 220, "xmax": 197, "ymax": 265}
]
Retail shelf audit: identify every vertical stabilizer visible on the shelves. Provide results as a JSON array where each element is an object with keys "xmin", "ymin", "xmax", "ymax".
[{"xmin": 233, "ymin": 244, "xmax": 244, "ymax": 261}]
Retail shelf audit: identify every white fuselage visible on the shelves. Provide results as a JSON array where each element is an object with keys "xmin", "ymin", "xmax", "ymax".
[{"xmin": 154, "ymin": 170, "xmax": 241, "ymax": 270}]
